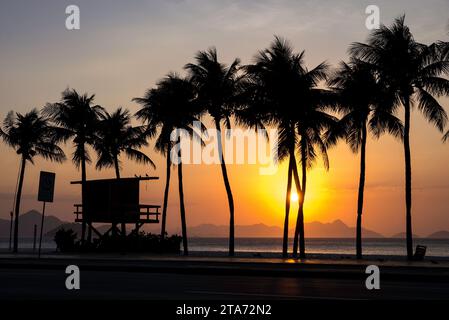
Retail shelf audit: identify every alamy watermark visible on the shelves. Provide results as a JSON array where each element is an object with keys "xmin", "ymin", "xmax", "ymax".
[
  {"xmin": 65, "ymin": 5, "xmax": 80, "ymax": 30},
  {"xmin": 365, "ymin": 265, "xmax": 380, "ymax": 290},
  {"xmin": 65, "ymin": 265, "xmax": 80, "ymax": 290},
  {"xmin": 61, "ymin": 3, "xmax": 381, "ymax": 174},
  {"xmin": 365, "ymin": 5, "xmax": 380, "ymax": 30},
  {"xmin": 170, "ymin": 122, "xmax": 279, "ymax": 175},
  {"xmin": 64, "ymin": 4, "xmax": 379, "ymax": 31}
]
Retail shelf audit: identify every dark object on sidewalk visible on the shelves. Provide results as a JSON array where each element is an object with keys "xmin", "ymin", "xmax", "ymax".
[
  {"xmin": 97, "ymin": 232, "xmax": 181, "ymax": 253},
  {"xmin": 53, "ymin": 229, "xmax": 181, "ymax": 253},
  {"xmin": 413, "ymin": 245, "xmax": 427, "ymax": 261},
  {"xmin": 54, "ymin": 228, "xmax": 77, "ymax": 252}
]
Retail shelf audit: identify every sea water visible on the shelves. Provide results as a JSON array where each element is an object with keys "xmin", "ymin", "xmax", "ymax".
[{"xmin": 3, "ymin": 237, "xmax": 447, "ymax": 257}]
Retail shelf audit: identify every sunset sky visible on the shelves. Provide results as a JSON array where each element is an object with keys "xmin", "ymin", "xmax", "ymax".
[{"xmin": 1, "ymin": 0, "xmax": 449, "ymax": 237}]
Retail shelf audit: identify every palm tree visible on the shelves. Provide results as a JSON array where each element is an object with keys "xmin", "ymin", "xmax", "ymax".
[
  {"xmin": 245, "ymin": 37, "xmax": 336, "ymax": 258},
  {"xmin": 244, "ymin": 37, "xmax": 303, "ymax": 257},
  {"xmin": 94, "ymin": 107, "xmax": 155, "ymax": 236},
  {"xmin": 44, "ymin": 89, "xmax": 103, "ymax": 243},
  {"xmin": 441, "ymin": 40, "xmax": 449, "ymax": 142},
  {"xmin": 185, "ymin": 48, "xmax": 243, "ymax": 256},
  {"xmin": 350, "ymin": 16, "xmax": 449, "ymax": 259},
  {"xmin": 291, "ymin": 76, "xmax": 338, "ymax": 259},
  {"xmin": 327, "ymin": 59, "xmax": 403, "ymax": 259},
  {"xmin": 134, "ymin": 74, "xmax": 204, "ymax": 255},
  {"xmin": 0, "ymin": 109, "xmax": 66, "ymax": 252},
  {"xmin": 95, "ymin": 107, "xmax": 155, "ymax": 179}
]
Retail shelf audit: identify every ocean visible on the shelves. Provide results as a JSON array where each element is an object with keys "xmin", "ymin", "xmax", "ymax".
[
  {"xmin": 1, "ymin": 237, "xmax": 449, "ymax": 257},
  {"xmin": 189, "ymin": 238, "xmax": 449, "ymax": 257}
]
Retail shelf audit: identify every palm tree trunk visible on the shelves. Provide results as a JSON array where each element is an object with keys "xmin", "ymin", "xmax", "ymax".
[
  {"xmin": 160, "ymin": 147, "xmax": 171, "ymax": 240},
  {"xmin": 356, "ymin": 122, "xmax": 367, "ymax": 259},
  {"xmin": 114, "ymin": 156, "xmax": 121, "ymax": 179},
  {"xmin": 291, "ymin": 157, "xmax": 301, "ymax": 256},
  {"xmin": 293, "ymin": 138, "xmax": 307, "ymax": 259},
  {"xmin": 81, "ymin": 149, "xmax": 87, "ymax": 244},
  {"xmin": 298, "ymin": 169, "xmax": 306, "ymax": 259},
  {"xmin": 178, "ymin": 148, "xmax": 188, "ymax": 256},
  {"xmin": 215, "ymin": 120, "xmax": 235, "ymax": 257},
  {"xmin": 113, "ymin": 156, "xmax": 126, "ymax": 238},
  {"xmin": 404, "ymin": 96, "xmax": 413, "ymax": 260},
  {"xmin": 13, "ymin": 156, "xmax": 26, "ymax": 253},
  {"xmin": 282, "ymin": 155, "xmax": 294, "ymax": 258}
]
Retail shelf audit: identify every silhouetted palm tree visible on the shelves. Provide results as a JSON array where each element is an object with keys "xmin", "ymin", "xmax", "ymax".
[
  {"xmin": 0, "ymin": 109, "xmax": 66, "ymax": 252},
  {"xmin": 244, "ymin": 37, "xmax": 336, "ymax": 258},
  {"xmin": 94, "ymin": 107, "xmax": 155, "ymax": 236},
  {"xmin": 95, "ymin": 107, "xmax": 155, "ymax": 179},
  {"xmin": 185, "ymin": 48, "xmax": 243, "ymax": 256},
  {"xmin": 290, "ymin": 73, "xmax": 337, "ymax": 259},
  {"xmin": 440, "ymin": 40, "xmax": 449, "ymax": 141},
  {"xmin": 351, "ymin": 16, "xmax": 449, "ymax": 259},
  {"xmin": 244, "ymin": 37, "xmax": 303, "ymax": 257},
  {"xmin": 134, "ymin": 74, "xmax": 204, "ymax": 255},
  {"xmin": 44, "ymin": 89, "xmax": 103, "ymax": 243},
  {"xmin": 327, "ymin": 59, "xmax": 403, "ymax": 259}
]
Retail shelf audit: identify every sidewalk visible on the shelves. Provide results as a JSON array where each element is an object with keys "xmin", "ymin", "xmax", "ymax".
[{"xmin": 1, "ymin": 251, "xmax": 449, "ymax": 282}]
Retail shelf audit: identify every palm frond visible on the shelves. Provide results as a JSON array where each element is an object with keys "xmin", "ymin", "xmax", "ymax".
[
  {"xmin": 416, "ymin": 88, "xmax": 447, "ymax": 132},
  {"xmin": 125, "ymin": 148, "xmax": 156, "ymax": 169},
  {"xmin": 1, "ymin": 109, "xmax": 66, "ymax": 165},
  {"xmin": 443, "ymin": 130, "xmax": 449, "ymax": 142},
  {"xmin": 370, "ymin": 109, "xmax": 404, "ymax": 140}
]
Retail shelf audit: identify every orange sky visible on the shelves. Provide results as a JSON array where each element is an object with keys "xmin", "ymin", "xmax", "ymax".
[{"xmin": 1, "ymin": 0, "xmax": 449, "ymax": 236}]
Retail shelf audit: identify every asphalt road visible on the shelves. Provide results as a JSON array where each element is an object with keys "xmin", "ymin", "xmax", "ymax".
[{"xmin": 1, "ymin": 268, "xmax": 448, "ymax": 300}]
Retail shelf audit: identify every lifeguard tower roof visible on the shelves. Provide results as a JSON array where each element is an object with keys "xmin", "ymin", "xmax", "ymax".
[{"xmin": 70, "ymin": 176, "xmax": 159, "ymax": 184}]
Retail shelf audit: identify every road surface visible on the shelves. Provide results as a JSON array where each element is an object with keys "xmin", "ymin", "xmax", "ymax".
[{"xmin": 1, "ymin": 268, "xmax": 448, "ymax": 300}]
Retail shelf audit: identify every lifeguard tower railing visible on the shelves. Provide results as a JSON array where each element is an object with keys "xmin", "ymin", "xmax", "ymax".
[{"xmin": 73, "ymin": 203, "xmax": 161, "ymax": 224}]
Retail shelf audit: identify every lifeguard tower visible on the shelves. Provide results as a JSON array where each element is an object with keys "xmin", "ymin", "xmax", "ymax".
[{"xmin": 71, "ymin": 177, "xmax": 160, "ymax": 240}]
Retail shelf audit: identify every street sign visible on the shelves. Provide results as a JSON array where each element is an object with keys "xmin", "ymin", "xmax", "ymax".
[
  {"xmin": 37, "ymin": 171, "xmax": 55, "ymax": 258},
  {"xmin": 38, "ymin": 171, "xmax": 55, "ymax": 203}
]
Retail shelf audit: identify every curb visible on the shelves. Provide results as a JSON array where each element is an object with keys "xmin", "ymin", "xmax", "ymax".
[{"xmin": 1, "ymin": 257, "xmax": 449, "ymax": 283}]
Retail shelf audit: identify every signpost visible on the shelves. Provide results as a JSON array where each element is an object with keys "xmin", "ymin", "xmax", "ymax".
[
  {"xmin": 8, "ymin": 211, "xmax": 13, "ymax": 251},
  {"xmin": 33, "ymin": 224, "xmax": 37, "ymax": 251},
  {"xmin": 37, "ymin": 171, "xmax": 55, "ymax": 258}
]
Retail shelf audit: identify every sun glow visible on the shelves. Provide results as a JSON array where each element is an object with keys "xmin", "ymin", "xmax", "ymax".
[{"xmin": 291, "ymin": 192, "xmax": 299, "ymax": 202}]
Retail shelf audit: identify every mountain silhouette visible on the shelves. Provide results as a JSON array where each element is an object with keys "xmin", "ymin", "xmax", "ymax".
[
  {"xmin": 426, "ymin": 231, "xmax": 449, "ymax": 239},
  {"xmin": 2, "ymin": 210, "xmax": 448, "ymax": 240},
  {"xmin": 0, "ymin": 210, "xmax": 64, "ymax": 238},
  {"xmin": 391, "ymin": 232, "xmax": 421, "ymax": 239},
  {"xmin": 45, "ymin": 223, "xmax": 110, "ymax": 238},
  {"xmin": 0, "ymin": 210, "xmax": 111, "ymax": 239},
  {"xmin": 189, "ymin": 220, "xmax": 384, "ymax": 238}
]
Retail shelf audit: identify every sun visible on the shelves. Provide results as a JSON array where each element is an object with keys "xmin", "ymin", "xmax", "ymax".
[{"xmin": 291, "ymin": 192, "xmax": 299, "ymax": 202}]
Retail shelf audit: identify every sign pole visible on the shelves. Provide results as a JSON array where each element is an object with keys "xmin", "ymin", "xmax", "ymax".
[
  {"xmin": 33, "ymin": 224, "xmax": 37, "ymax": 251},
  {"xmin": 8, "ymin": 211, "xmax": 13, "ymax": 251},
  {"xmin": 37, "ymin": 171, "xmax": 55, "ymax": 258},
  {"xmin": 38, "ymin": 201, "xmax": 46, "ymax": 258}
]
